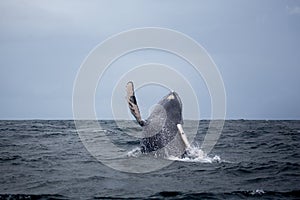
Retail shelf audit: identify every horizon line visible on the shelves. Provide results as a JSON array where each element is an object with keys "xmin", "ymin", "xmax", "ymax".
[{"xmin": 0, "ymin": 118, "xmax": 299, "ymax": 121}]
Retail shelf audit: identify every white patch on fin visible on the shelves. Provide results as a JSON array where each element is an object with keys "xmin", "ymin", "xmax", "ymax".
[
  {"xmin": 126, "ymin": 81, "xmax": 144, "ymax": 126},
  {"xmin": 177, "ymin": 124, "xmax": 191, "ymax": 149}
]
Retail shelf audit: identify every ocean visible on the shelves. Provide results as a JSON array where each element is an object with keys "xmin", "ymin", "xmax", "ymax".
[{"xmin": 0, "ymin": 120, "xmax": 299, "ymax": 199}]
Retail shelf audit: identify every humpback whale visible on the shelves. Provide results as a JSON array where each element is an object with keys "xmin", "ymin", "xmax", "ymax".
[{"xmin": 126, "ymin": 81, "xmax": 191, "ymax": 157}]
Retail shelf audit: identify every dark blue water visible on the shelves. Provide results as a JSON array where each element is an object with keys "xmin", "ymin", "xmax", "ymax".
[{"xmin": 0, "ymin": 120, "xmax": 299, "ymax": 199}]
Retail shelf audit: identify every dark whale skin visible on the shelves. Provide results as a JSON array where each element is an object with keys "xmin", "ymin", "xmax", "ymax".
[{"xmin": 140, "ymin": 91, "xmax": 185, "ymax": 155}]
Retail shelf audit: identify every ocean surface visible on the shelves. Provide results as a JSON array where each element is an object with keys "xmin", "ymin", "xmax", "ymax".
[{"xmin": 0, "ymin": 120, "xmax": 299, "ymax": 199}]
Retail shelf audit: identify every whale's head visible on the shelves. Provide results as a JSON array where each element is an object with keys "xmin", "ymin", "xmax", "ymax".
[{"xmin": 157, "ymin": 91, "xmax": 183, "ymax": 125}]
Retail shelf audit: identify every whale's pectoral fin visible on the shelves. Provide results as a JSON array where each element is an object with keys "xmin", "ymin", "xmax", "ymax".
[
  {"xmin": 126, "ymin": 81, "xmax": 145, "ymax": 126},
  {"xmin": 177, "ymin": 124, "xmax": 191, "ymax": 149}
]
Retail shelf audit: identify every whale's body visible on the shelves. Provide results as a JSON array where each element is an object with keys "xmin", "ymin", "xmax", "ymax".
[{"xmin": 126, "ymin": 82, "xmax": 188, "ymax": 157}]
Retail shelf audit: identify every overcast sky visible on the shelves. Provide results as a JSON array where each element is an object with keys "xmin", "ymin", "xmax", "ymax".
[{"xmin": 0, "ymin": 0, "xmax": 299, "ymax": 120}]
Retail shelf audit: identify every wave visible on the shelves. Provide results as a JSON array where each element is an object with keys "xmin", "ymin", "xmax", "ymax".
[
  {"xmin": 0, "ymin": 194, "xmax": 68, "ymax": 200},
  {"xmin": 148, "ymin": 190, "xmax": 300, "ymax": 199},
  {"xmin": 2, "ymin": 190, "xmax": 299, "ymax": 200},
  {"xmin": 92, "ymin": 190, "xmax": 300, "ymax": 199}
]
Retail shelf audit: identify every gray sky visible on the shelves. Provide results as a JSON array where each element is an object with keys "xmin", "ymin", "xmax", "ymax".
[{"xmin": 0, "ymin": 0, "xmax": 300, "ymax": 120}]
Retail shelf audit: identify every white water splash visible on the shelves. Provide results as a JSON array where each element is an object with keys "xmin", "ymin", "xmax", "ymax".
[
  {"xmin": 250, "ymin": 189, "xmax": 265, "ymax": 195},
  {"xmin": 127, "ymin": 146, "xmax": 224, "ymax": 163},
  {"xmin": 168, "ymin": 146, "xmax": 222, "ymax": 163},
  {"xmin": 127, "ymin": 147, "xmax": 142, "ymax": 157}
]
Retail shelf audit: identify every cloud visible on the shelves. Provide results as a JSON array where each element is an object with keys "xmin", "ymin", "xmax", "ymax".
[
  {"xmin": 0, "ymin": 1, "xmax": 110, "ymax": 39},
  {"xmin": 286, "ymin": 5, "xmax": 300, "ymax": 15}
]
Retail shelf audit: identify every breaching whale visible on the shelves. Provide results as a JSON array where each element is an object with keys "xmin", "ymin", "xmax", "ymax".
[{"xmin": 126, "ymin": 81, "xmax": 191, "ymax": 157}]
